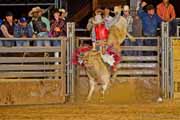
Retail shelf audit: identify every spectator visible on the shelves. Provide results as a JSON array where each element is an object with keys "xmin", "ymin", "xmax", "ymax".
[
  {"xmin": 0, "ymin": 11, "xmax": 15, "ymax": 47},
  {"xmin": 14, "ymin": 17, "xmax": 33, "ymax": 46},
  {"xmin": 35, "ymin": 22, "xmax": 50, "ymax": 46},
  {"xmin": 132, "ymin": 14, "xmax": 143, "ymax": 37},
  {"xmin": 123, "ymin": 5, "xmax": 133, "ymax": 33},
  {"xmin": 28, "ymin": 6, "xmax": 50, "ymax": 46},
  {"xmin": 49, "ymin": 8, "xmax": 67, "ymax": 46},
  {"xmin": 50, "ymin": 9, "xmax": 67, "ymax": 37},
  {"xmin": 122, "ymin": 5, "xmax": 134, "ymax": 56},
  {"xmin": 138, "ymin": 2, "xmax": 162, "ymax": 56},
  {"xmin": 157, "ymin": 0, "xmax": 177, "ymax": 36},
  {"xmin": 29, "ymin": 6, "xmax": 50, "ymax": 36},
  {"xmin": 138, "ymin": 3, "xmax": 162, "ymax": 37}
]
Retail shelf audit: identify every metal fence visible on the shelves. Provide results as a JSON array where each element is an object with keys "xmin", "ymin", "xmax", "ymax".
[
  {"xmin": 74, "ymin": 36, "xmax": 161, "ymax": 102},
  {"xmin": 0, "ymin": 21, "xmax": 177, "ymax": 105},
  {"xmin": 66, "ymin": 22, "xmax": 76, "ymax": 101}
]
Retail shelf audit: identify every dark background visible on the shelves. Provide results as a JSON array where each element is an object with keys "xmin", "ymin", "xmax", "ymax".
[{"xmin": 0, "ymin": 0, "xmax": 179, "ymax": 24}]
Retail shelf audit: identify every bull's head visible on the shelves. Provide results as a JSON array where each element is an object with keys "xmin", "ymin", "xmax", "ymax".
[{"xmin": 82, "ymin": 50, "xmax": 102, "ymax": 68}]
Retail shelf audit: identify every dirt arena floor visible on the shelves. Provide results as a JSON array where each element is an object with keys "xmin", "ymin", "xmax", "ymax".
[{"xmin": 0, "ymin": 100, "xmax": 180, "ymax": 120}]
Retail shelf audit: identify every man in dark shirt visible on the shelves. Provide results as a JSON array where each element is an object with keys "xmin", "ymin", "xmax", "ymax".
[{"xmin": 0, "ymin": 12, "xmax": 15, "ymax": 47}]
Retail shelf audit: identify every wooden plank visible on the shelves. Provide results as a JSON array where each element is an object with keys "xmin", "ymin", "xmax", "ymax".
[
  {"xmin": 92, "ymin": 0, "xmax": 98, "ymax": 11},
  {"xmin": 0, "ymin": 65, "xmax": 62, "ymax": 71},
  {"xmin": 121, "ymin": 46, "xmax": 158, "ymax": 51},
  {"xmin": 122, "ymin": 56, "xmax": 158, "ymax": 61},
  {"xmin": 117, "ymin": 63, "xmax": 158, "ymax": 68},
  {"xmin": 0, "ymin": 47, "xmax": 61, "ymax": 53},
  {"xmin": 0, "ymin": 72, "xmax": 62, "ymax": 78},
  {"xmin": 0, "ymin": 57, "xmax": 61, "ymax": 63}
]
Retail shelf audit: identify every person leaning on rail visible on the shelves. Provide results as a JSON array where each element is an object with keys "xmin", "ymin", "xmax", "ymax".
[
  {"xmin": 49, "ymin": 8, "xmax": 67, "ymax": 46},
  {"xmin": 28, "ymin": 6, "xmax": 50, "ymax": 46},
  {"xmin": 0, "ymin": 11, "xmax": 15, "ymax": 47},
  {"xmin": 157, "ymin": 0, "xmax": 177, "ymax": 36},
  {"xmin": 138, "ymin": 2, "xmax": 162, "ymax": 56},
  {"xmin": 13, "ymin": 17, "xmax": 33, "ymax": 46},
  {"xmin": 122, "ymin": 5, "xmax": 134, "ymax": 56}
]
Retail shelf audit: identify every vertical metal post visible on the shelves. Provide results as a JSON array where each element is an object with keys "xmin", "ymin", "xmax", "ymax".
[
  {"xmin": 66, "ymin": 23, "xmax": 71, "ymax": 96},
  {"xmin": 130, "ymin": 0, "xmax": 139, "ymax": 16},
  {"xmin": 161, "ymin": 22, "xmax": 166, "ymax": 98},
  {"xmin": 66, "ymin": 22, "xmax": 76, "ymax": 102},
  {"xmin": 161, "ymin": 22, "xmax": 173, "ymax": 99}
]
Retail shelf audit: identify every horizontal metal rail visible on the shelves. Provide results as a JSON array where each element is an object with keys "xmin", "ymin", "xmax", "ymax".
[
  {"xmin": 0, "ymin": 37, "xmax": 66, "ymax": 41},
  {"xmin": 0, "ymin": 3, "xmax": 55, "ymax": 6},
  {"xmin": 77, "ymin": 36, "xmax": 160, "ymax": 40}
]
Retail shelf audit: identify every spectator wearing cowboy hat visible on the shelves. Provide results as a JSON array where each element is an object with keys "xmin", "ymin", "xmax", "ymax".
[
  {"xmin": 138, "ymin": 2, "xmax": 162, "ymax": 37},
  {"xmin": 28, "ymin": 6, "xmax": 50, "ymax": 35},
  {"xmin": 49, "ymin": 8, "xmax": 67, "ymax": 46},
  {"xmin": 28, "ymin": 6, "xmax": 50, "ymax": 46},
  {"xmin": 14, "ymin": 17, "xmax": 33, "ymax": 46},
  {"xmin": 122, "ymin": 5, "xmax": 134, "ymax": 56},
  {"xmin": 138, "ymin": 2, "xmax": 162, "ymax": 55},
  {"xmin": 0, "ymin": 11, "xmax": 15, "ymax": 47}
]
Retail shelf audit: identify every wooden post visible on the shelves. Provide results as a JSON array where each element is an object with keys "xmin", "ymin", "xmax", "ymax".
[{"xmin": 93, "ymin": 0, "xmax": 98, "ymax": 11}]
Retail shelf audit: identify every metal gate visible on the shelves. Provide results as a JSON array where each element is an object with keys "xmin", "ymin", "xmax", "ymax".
[{"xmin": 66, "ymin": 22, "xmax": 177, "ymax": 102}]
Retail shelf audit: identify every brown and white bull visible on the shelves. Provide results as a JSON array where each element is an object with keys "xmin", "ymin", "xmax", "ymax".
[{"xmin": 82, "ymin": 50, "xmax": 110, "ymax": 101}]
